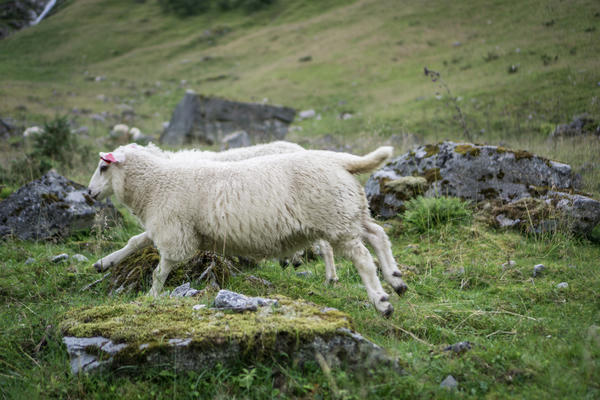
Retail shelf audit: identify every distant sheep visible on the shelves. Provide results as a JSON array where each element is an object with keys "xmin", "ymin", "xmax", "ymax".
[
  {"xmin": 23, "ymin": 126, "xmax": 43, "ymax": 137},
  {"xmin": 111, "ymin": 124, "xmax": 129, "ymax": 138},
  {"xmin": 88, "ymin": 144, "xmax": 408, "ymax": 315}
]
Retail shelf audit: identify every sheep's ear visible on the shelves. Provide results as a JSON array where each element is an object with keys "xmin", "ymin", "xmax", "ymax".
[{"xmin": 100, "ymin": 152, "xmax": 125, "ymax": 164}]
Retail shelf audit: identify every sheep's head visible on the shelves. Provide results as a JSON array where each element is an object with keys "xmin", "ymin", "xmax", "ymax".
[{"xmin": 87, "ymin": 150, "xmax": 125, "ymax": 200}]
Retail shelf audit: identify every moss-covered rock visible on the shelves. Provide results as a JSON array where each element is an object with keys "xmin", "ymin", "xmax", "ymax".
[{"xmin": 60, "ymin": 292, "xmax": 400, "ymax": 374}]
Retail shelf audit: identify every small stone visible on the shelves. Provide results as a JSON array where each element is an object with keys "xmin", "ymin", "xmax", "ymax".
[
  {"xmin": 25, "ymin": 257, "xmax": 35, "ymax": 265},
  {"xmin": 246, "ymin": 275, "xmax": 273, "ymax": 287},
  {"xmin": 52, "ymin": 254, "xmax": 69, "ymax": 263},
  {"xmin": 193, "ymin": 304, "xmax": 206, "ymax": 310},
  {"xmin": 72, "ymin": 254, "xmax": 89, "ymax": 263},
  {"xmin": 444, "ymin": 341, "xmax": 472, "ymax": 354},
  {"xmin": 296, "ymin": 271, "xmax": 313, "ymax": 278},
  {"xmin": 556, "ymin": 282, "xmax": 568, "ymax": 289},
  {"xmin": 170, "ymin": 282, "xmax": 200, "ymax": 298},
  {"xmin": 299, "ymin": 109, "xmax": 316, "ymax": 120},
  {"xmin": 502, "ymin": 260, "xmax": 516, "ymax": 269},
  {"xmin": 533, "ymin": 264, "xmax": 545, "ymax": 277},
  {"xmin": 213, "ymin": 289, "xmax": 277, "ymax": 312},
  {"xmin": 497, "ymin": 214, "xmax": 521, "ymax": 227},
  {"xmin": 440, "ymin": 375, "xmax": 458, "ymax": 390}
]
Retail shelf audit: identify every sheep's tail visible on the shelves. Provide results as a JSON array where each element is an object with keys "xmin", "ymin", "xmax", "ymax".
[{"xmin": 341, "ymin": 146, "xmax": 393, "ymax": 174}]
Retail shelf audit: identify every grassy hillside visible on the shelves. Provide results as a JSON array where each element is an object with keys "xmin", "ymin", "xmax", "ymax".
[
  {"xmin": 0, "ymin": 0, "xmax": 599, "ymax": 398},
  {"xmin": 1, "ymin": 0, "xmax": 599, "ymax": 150}
]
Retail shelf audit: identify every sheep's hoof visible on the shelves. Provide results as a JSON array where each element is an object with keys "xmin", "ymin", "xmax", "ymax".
[
  {"xmin": 93, "ymin": 261, "xmax": 105, "ymax": 272},
  {"xmin": 392, "ymin": 270, "xmax": 403, "ymax": 278},
  {"xmin": 394, "ymin": 283, "xmax": 408, "ymax": 296},
  {"xmin": 326, "ymin": 278, "xmax": 339, "ymax": 285},
  {"xmin": 381, "ymin": 303, "xmax": 394, "ymax": 318}
]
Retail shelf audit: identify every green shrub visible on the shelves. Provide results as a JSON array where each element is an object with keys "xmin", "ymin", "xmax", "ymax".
[
  {"xmin": 158, "ymin": 0, "xmax": 210, "ymax": 16},
  {"xmin": 158, "ymin": 0, "xmax": 275, "ymax": 16},
  {"xmin": 32, "ymin": 115, "xmax": 78, "ymax": 168},
  {"xmin": 402, "ymin": 196, "xmax": 472, "ymax": 232}
]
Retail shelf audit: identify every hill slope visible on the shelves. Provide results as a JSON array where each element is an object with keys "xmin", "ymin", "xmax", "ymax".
[{"xmin": 0, "ymin": 0, "xmax": 599, "ymax": 190}]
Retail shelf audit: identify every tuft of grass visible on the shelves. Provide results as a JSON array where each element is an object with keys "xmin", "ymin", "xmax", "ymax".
[{"xmin": 403, "ymin": 196, "xmax": 473, "ymax": 233}]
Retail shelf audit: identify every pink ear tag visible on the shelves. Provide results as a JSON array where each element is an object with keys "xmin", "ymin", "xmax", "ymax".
[{"xmin": 101, "ymin": 153, "xmax": 117, "ymax": 164}]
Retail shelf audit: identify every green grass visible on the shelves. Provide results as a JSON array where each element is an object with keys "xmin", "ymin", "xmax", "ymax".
[{"xmin": 1, "ymin": 212, "xmax": 599, "ymax": 399}]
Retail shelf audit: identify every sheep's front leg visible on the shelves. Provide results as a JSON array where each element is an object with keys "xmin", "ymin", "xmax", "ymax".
[
  {"xmin": 148, "ymin": 257, "xmax": 176, "ymax": 297},
  {"xmin": 94, "ymin": 232, "xmax": 152, "ymax": 272},
  {"xmin": 315, "ymin": 240, "xmax": 338, "ymax": 284}
]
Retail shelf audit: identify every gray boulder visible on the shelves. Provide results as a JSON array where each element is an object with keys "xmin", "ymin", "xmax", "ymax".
[
  {"xmin": 0, "ymin": 117, "xmax": 20, "ymax": 139},
  {"xmin": 0, "ymin": 170, "xmax": 121, "ymax": 241},
  {"xmin": 60, "ymin": 292, "xmax": 400, "ymax": 375},
  {"xmin": 160, "ymin": 90, "xmax": 295, "ymax": 146},
  {"xmin": 220, "ymin": 130, "xmax": 250, "ymax": 150},
  {"xmin": 550, "ymin": 114, "xmax": 599, "ymax": 138},
  {"xmin": 366, "ymin": 141, "xmax": 600, "ymax": 235}
]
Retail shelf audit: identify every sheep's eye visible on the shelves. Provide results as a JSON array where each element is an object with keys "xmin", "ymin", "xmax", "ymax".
[{"xmin": 100, "ymin": 165, "xmax": 109, "ymax": 173}]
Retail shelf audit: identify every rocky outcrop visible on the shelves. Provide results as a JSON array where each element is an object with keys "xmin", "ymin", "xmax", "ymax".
[
  {"xmin": 0, "ymin": 170, "xmax": 120, "ymax": 240},
  {"xmin": 60, "ymin": 292, "xmax": 400, "ymax": 374},
  {"xmin": 0, "ymin": 0, "xmax": 52, "ymax": 39},
  {"xmin": 160, "ymin": 91, "xmax": 295, "ymax": 146},
  {"xmin": 366, "ymin": 141, "xmax": 600, "ymax": 235}
]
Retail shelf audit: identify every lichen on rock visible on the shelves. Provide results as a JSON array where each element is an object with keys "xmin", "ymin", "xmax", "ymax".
[{"xmin": 365, "ymin": 141, "xmax": 600, "ymax": 236}]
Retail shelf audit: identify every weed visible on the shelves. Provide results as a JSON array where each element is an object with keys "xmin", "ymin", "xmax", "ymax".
[
  {"xmin": 402, "ymin": 196, "xmax": 472, "ymax": 233},
  {"xmin": 483, "ymin": 51, "xmax": 500, "ymax": 62},
  {"xmin": 424, "ymin": 67, "xmax": 473, "ymax": 141}
]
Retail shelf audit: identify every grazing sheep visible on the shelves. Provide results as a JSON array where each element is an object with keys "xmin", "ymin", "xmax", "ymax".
[{"xmin": 88, "ymin": 144, "xmax": 407, "ymax": 316}]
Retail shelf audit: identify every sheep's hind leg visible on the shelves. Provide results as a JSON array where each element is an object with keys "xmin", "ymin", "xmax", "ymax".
[
  {"xmin": 148, "ymin": 257, "xmax": 176, "ymax": 297},
  {"xmin": 93, "ymin": 232, "xmax": 152, "ymax": 272},
  {"xmin": 336, "ymin": 238, "xmax": 393, "ymax": 317},
  {"xmin": 363, "ymin": 220, "xmax": 408, "ymax": 296}
]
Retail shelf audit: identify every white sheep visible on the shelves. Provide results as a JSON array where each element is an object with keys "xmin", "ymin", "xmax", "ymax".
[
  {"xmin": 94, "ymin": 141, "xmax": 398, "ymax": 287},
  {"xmin": 23, "ymin": 126, "xmax": 43, "ymax": 137},
  {"xmin": 110, "ymin": 124, "xmax": 130, "ymax": 138},
  {"xmin": 88, "ymin": 144, "xmax": 407, "ymax": 316},
  {"xmin": 93, "ymin": 142, "xmax": 342, "ymax": 284},
  {"xmin": 128, "ymin": 127, "xmax": 143, "ymax": 141}
]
